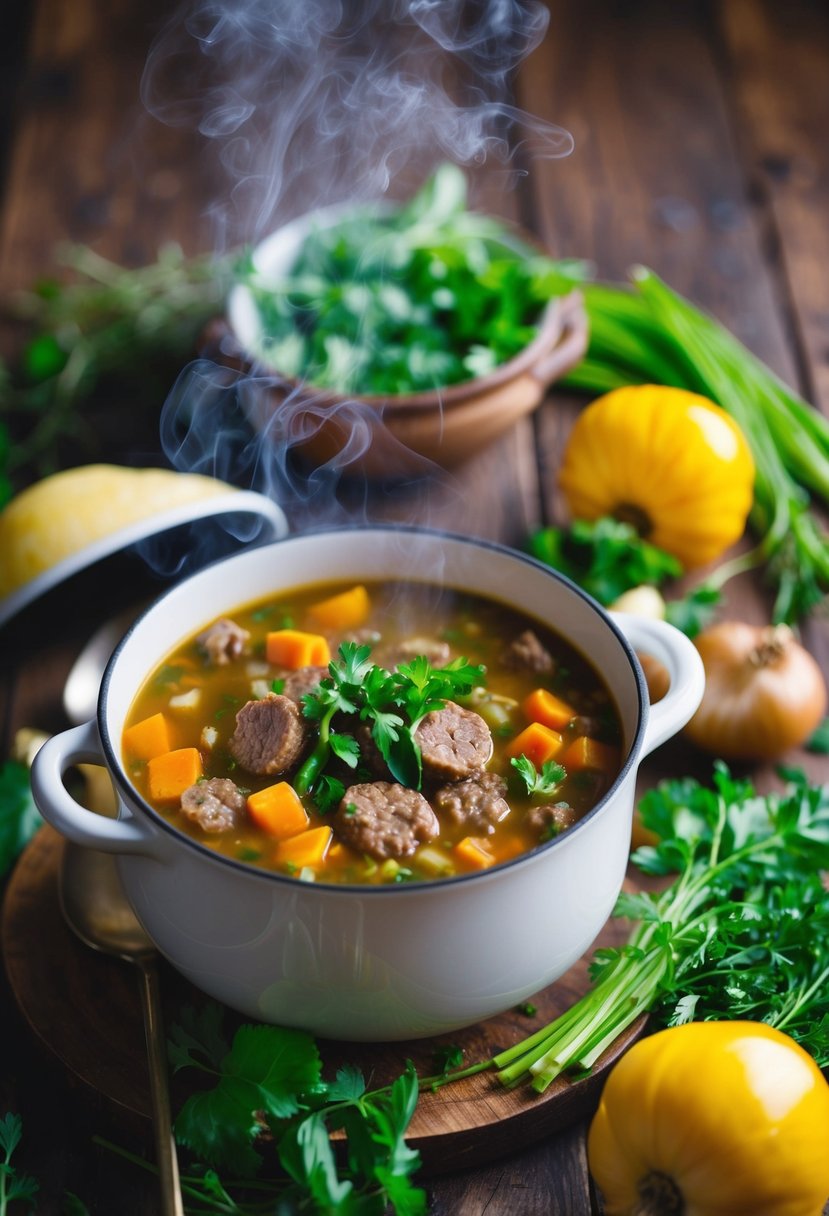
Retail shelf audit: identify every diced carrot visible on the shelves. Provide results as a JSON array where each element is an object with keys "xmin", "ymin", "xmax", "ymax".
[
  {"xmin": 147, "ymin": 747, "xmax": 202, "ymax": 802},
  {"xmin": 454, "ymin": 836, "xmax": 496, "ymax": 870},
  {"xmin": 276, "ymin": 825, "xmax": 333, "ymax": 870},
  {"xmin": 266, "ymin": 629, "xmax": 331, "ymax": 669},
  {"xmin": 559, "ymin": 735, "xmax": 619, "ymax": 772},
  {"xmin": 308, "ymin": 584, "xmax": 370, "ymax": 632},
  {"xmin": 522, "ymin": 688, "xmax": 576, "ymax": 732},
  {"xmin": 123, "ymin": 712, "xmax": 172, "ymax": 761},
  {"xmin": 246, "ymin": 781, "xmax": 309, "ymax": 839},
  {"xmin": 504, "ymin": 722, "xmax": 563, "ymax": 767}
]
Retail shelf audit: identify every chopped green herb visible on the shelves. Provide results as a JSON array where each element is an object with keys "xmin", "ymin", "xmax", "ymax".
[
  {"xmin": 294, "ymin": 642, "xmax": 484, "ymax": 796},
  {"xmin": 432, "ymin": 1045, "xmax": 464, "ymax": 1075},
  {"xmin": 236, "ymin": 848, "xmax": 262, "ymax": 862},
  {"xmin": 510, "ymin": 755, "xmax": 566, "ymax": 800},
  {"xmin": 153, "ymin": 664, "xmax": 185, "ymax": 690},
  {"xmin": 344, "ymin": 803, "xmax": 357, "ymax": 817},
  {"xmin": 516, "ymin": 1002, "xmax": 538, "ymax": 1017},
  {"xmin": 312, "ymin": 775, "xmax": 347, "ymax": 815},
  {"xmin": 270, "ymin": 678, "xmax": 285, "ymax": 695}
]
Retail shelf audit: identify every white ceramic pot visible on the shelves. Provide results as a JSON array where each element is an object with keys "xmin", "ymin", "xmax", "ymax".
[{"xmin": 31, "ymin": 528, "xmax": 704, "ymax": 1041}]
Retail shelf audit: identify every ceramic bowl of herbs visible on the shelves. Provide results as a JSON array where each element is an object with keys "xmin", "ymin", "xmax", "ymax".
[{"xmin": 225, "ymin": 165, "xmax": 588, "ymax": 477}]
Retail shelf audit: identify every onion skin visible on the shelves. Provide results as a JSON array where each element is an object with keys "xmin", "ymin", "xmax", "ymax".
[{"xmin": 684, "ymin": 621, "xmax": 827, "ymax": 760}]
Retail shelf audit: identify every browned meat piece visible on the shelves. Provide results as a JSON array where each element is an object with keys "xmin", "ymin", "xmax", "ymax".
[
  {"xmin": 380, "ymin": 637, "xmax": 452, "ymax": 670},
  {"xmin": 229, "ymin": 694, "xmax": 307, "ymax": 775},
  {"xmin": 197, "ymin": 618, "xmax": 250, "ymax": 665},
  {"xmin": 415, "ymin": 701, "xmax": 492, "ymax": 780},
  {"xmin": 526, "ymin": 801, "xmax": 579, "ymax": 841},
  {"xmin": 281, "ymin": 665, "xmax": 328, "ymax": 705},
  {"xmin": 334, "ymin": 781, "xmax": 439, "ymax": 860},
  {"xmin": 500, "ymin": 630, "xmax": 554, "ymax": 674},
  {"xmin": 180, "ymin": 777, "xmax": 246, "ymax": 834},
  {"xmin": 433, "ymin": 772, "xmax": 510, "ymax": 835}
]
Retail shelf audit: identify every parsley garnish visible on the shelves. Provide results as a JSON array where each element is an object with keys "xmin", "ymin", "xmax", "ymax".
[
  {"xmin": 510, "ymin": 755, "xmax": 566, "ymax": 800},
  {"xmin": 807, "ymin": 717, "xmax": 829, "ymax": 754},
  {"xmin": 432, "ymin": 1045, "xmax": 464, "ymax": 1075},
  {"xmin": 163, "ymin": 1006, "xmax": 426, "ymax": 1212},
  {"xmin": 295, "ymin": 642, "xmax": 484, "ymax": 795}
]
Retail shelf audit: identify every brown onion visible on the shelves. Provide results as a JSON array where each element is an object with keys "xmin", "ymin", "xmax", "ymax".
[{"xmin": 684, "ymin": 621, "xmax": 827, "ymax": 760}]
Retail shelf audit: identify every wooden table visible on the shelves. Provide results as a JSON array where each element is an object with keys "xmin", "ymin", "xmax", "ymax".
[{"xmin": 1, "ymin": 1, "xmax": 827, "ymax": 1212}]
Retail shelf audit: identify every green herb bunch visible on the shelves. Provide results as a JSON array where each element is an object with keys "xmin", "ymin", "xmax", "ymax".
[
  {"xmin": 528, "ymin": 516, "xmax": 722, "ymax": 638},
  {"xmin": 238, "ymin": 163, "xmax": 578, "ymax": 397},
  {"xmin": 153, "ymin": 1006, "xmax": 425, "ymax": 1214},
  {"xmin": 437, "ymin": 765, "xmax": 829, "ymax": 1094},
  {"xmin": 294, "ymin": 642, "xmax": 485, "ymax": 800},
  {"xmin": 0, "ymin": 243, "xmax": 228, "ymax": 505}
]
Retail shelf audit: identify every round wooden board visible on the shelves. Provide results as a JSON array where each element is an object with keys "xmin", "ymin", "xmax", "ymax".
[{"xmin": 2, "ymin": 827, "xmax": 645, "ymax": 1174}]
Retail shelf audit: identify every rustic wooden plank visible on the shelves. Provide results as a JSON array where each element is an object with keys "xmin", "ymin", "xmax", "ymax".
[
  {"xmin": 717, "ymin": 0, "xmax": 829, "ymax": 418},
  {"xmin": 428, "ymin": 1120, "xmax": 593, "ymax": 1215}
]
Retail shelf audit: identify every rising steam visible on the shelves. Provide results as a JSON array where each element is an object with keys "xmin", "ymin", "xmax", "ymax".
[{"xmin": 144, "ymin": 0, "xmax": 573, "ymax": 529}]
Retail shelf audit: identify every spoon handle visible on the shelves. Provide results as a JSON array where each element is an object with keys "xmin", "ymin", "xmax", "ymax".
[{"xmin": 137, "ymin": 957, "xmax": 185, "ymax": 1216}]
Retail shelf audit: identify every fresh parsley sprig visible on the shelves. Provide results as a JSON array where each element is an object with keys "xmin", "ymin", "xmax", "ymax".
[
  {"xmin": 0, "ymin": 1114, "xmax": 38, "ymax": 1215},
  {"xmin": 510, "ymin": 756, "xmax": 566, "ymax": 800},
  {"xmin": 294, "ymin": 642, "xmax": 485, "ymax": 796},
  {"xmin": 161, "ymin": 1006, "xmax": 426, "ymax": 1214},
  {"xmin": 434, "ymin": 764, "xmax": 829, "ymax": 1094}
]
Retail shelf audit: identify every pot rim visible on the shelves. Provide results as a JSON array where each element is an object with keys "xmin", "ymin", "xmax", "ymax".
[{"xmin": 98, "ymin": 524, "xmax": 647, "ymax": 894}]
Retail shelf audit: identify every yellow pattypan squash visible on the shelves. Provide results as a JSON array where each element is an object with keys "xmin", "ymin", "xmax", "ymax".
[
  {"xmin": 588, "ymin": 1021, "xmax": 829, "ymax": 1216},
  {"xmin": 558, "ymin": 386, "xmax": 755, "ymax": 568}
]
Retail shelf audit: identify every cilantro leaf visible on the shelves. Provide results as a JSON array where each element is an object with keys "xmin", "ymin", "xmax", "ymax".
[
  {"xmin": 806, "ymin": 717, "xmax": 829, "ymax": 754},
  {"xmin": 664, "ymin": 583, "xmax": 721, "ymax": 638},
  {"xmin": 167, "ymin": 1002, "xmax": 231, "ymax": 1074},
  {"xmin": 0, "ymin": 1113, "xmax": 39, "ymax": 1212}
]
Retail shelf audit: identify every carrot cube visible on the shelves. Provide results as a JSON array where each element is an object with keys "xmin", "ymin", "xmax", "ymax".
[
  {"xmin": 147, "ymin": 747, "xmax": 202, "ymax": 803},
  {"xmin": 266, "ymin": 629, "xmax": 331, "ymax": 669},
  {"xmin": 246, "ymin": 781, "xmax": 309, "ymax": 839},
  {"xmin": 275, "ymin": 825, "xmax": 333, "ymax": 870},
  {"xmin": 308, "ymin": 585, "xmax": 370, "ymax": 631},
  {"xmin": 123, "ymin": 712, "xmax": 171, "ymax": 761},
  {"xmin": 559, "ymin": 736, "xmax": 619, "ymax": 772},
  {"xmin": 522, "ymin": 688, "xmax": 576, "ymax": 732},
  {"xmin": 505, "ymin": 722, "xmax": 563, "ymax": 767},
  {"xmin": 454, "ymin": 836, "xmax": 496, "ymax": 870}
]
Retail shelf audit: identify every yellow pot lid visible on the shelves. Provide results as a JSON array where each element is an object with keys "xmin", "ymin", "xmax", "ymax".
[{"xmin": 0, "ymin": 465, "xmax": 287, "ymax": 629}]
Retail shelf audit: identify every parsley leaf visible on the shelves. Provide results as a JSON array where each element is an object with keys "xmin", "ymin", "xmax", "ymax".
[
  {"xmin": 510, "ymin": 755, "xmax": 566, "ymax": 800},
  {"xmin": 806, "ymin": 717, "xmax": 829, "ymax": 754},
  {"xmin": 295, "ymin": 643, "xmax": 484, "ymax": 796}
]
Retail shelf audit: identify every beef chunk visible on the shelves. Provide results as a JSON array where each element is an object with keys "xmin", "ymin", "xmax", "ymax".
[
  {"xmin": 500, "ymin": 630, "xmax": 554, "ymax": 674},
  {"xmin": 356, "ymin": 722, "xmax": 390, "ymax": 778},
  {"xmin": 334, "ymin": 781, "xmax": 439, "ymax": 860},
  {"xmin": 415, "ymin": 701, "xmax": 493, "ymax": 780},
  {"xmin": 281, "ymin": 665, "xmax": 328, "ymax": 705},
  {"xmin": 197, "ymin": 618, "xmax": 250, "ymax": 665},
  {"xmin": 433, "ymin": 772, "xmax": 510, "ymax": 835},
  {"xmin": 526, "ymin": 801, "xmax": 579, "ymax": 840},
  {"xmin": 180, "ymin": 777, "xmax": 246, "ymax": 834},
  {"xmin": 229, "ymin": 694, "xmax": 307, "ymax": 775}
]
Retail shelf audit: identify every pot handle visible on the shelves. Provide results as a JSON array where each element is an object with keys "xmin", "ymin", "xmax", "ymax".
[
  {"xmin": 611, "ymin": 613, "xmax": 706, "ymax": 759},
  {"xmin": 31, "ymin": 720, "xmax": 162, "ymax": 856}
]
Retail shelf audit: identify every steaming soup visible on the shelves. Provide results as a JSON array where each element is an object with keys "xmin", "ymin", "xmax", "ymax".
[{"xmin": 122, "ymin": 580, "xmax": 623, "ymax": 884}]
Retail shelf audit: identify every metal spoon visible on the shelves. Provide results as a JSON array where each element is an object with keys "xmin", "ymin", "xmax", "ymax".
[{"xmin": 58, "ymin": 613, "xmax": 185, "ymax": 1216}]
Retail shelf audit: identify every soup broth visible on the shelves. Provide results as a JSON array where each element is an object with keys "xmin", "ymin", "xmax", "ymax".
[{"xmin": 122, "ymin": 580, "xmax": 623, "ymax": 884}]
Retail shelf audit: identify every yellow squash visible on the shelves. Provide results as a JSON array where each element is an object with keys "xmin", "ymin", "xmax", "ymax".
[
  {"xmin": 588, "ymin": 1021, "xmax": 829, "ymax": 1216},
  {"xmin": 558, "ymin": 386, "xmax": 755, "ymax": 568}
]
